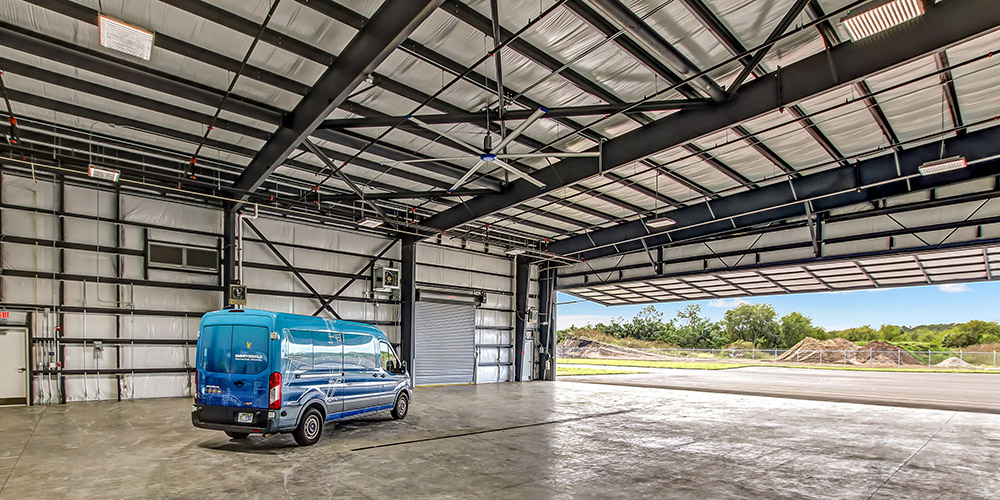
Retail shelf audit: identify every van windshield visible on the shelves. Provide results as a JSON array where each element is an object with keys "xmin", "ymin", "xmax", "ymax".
[{"xmin": 200, "ymin": 325, "xmax": 269, "ymax": 374}]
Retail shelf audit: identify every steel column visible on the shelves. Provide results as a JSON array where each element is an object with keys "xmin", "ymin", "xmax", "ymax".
[
  {"xmin": 514, "ymin": 255, "xmax": 530, "ymax": 382},
  {"xmin": 399, "ymin": 236, "xmax": 417, "ymax": 388}
]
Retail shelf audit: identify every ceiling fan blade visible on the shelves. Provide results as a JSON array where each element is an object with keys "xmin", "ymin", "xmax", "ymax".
[
  {"xmin": 493, "ymin": 107, "xmax": 547, "ymax": 152},
  {"xmin": 448, "ymin": 160, "xmax": 485, "ymax": 192},
  {"xmin": 492, "ymin": 159, "xmax": 546, "ymax": 189},
  {"xmin": 493, "ymin": 152, "xmax": 600, "ymax": 159},
  {"xmin": 386, "ymin": 156, "xmax": 472, "ymax": 165},
  {"xmin": 408, "ymin": 116, "xmax": 481, "ymax": 155}
]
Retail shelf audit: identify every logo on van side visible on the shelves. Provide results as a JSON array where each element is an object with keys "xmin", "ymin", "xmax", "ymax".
[{"xmin": 246, "ymin": 341, "xmax": 252, "ymax": 349}]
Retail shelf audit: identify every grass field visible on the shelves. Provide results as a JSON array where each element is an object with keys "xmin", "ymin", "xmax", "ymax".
[
  {"xmin": 557, "ymin": 367, "xmax": 645, "ymax": 376},
  {"xmin": 560, "ymin": 358, "xmax": 999, "ymax": 374},
  {"xmin": 561, "ymin": 359, "xmax": 744, "ymax": 370}
]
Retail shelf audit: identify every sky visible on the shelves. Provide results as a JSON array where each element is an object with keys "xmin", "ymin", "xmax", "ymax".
[{"xmin": 556, "ymin": 281, "xmax": 1000, "ymax": 331}]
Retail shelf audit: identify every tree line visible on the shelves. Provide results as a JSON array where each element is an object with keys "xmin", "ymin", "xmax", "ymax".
[{"xmin": 559, "ymin": 304, "xmax": 1000, "ymax": 350}]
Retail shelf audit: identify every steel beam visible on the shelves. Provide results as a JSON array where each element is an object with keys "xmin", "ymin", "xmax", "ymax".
[
  {"xmin": 585, "ymin": 0, "xmax": 725, "ymax": 101},
  {"xmin": 855, "ymin": 80, "xmax": 901, "ymax": 149},
  {"xmin": 935, "ymin": 51, "xmax": 966, "ymax": 133},
  {"xmin": 726, "ymin": 0, "xmax": 811, "ymax": 97},
  {"xmin": 320, "ymin": 100, "xmax": 708, "ymax": 129},
  {"xmin": 429, "ymin": 0, "xmax": 1000, "ymax": 234},
  {"xmin": 550, "ymin": 122, "xmax": 1000, "ymax": 259},
  {"xmin": 231, "ymin": 0, "xmax": 443, "ymax": 197},
  {"xmin": 0, "ymin": 23, "xmax": 282, "ymax": 123}
]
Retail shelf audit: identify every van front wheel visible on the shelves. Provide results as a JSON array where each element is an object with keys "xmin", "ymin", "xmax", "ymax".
[
  {"xmin": 293, "ymin": 408, "xmax": 323, "ymax": 446},
  {"xmin": 391, "ymin": 393, "xmax": 408, "ymax": 420}
]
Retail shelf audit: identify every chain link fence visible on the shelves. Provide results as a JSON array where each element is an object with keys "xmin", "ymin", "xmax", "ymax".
[{"xmin": 557, "ymin": 344, "xmax": 1000, "ymax": 368}]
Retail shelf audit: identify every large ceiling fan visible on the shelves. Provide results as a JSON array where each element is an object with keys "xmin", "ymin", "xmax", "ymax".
[{"xmin": 395, "ymin": 107, "xmax": 600, "ymax": 193}]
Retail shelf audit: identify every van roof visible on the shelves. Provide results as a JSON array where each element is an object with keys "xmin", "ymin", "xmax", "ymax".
[{"xmin": 201, "ymin": 308, "xmax": 389, "ymax": 342}]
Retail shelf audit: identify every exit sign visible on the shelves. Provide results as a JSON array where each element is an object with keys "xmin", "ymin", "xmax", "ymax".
[{"xmin": 0, "ymin": 311, "xmax": 8, "ymax": 319}]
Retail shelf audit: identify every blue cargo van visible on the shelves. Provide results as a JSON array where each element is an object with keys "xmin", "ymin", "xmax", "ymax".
[{"xmin": 191, "ymin": 309, "xmax": 411, "ymax": 446}]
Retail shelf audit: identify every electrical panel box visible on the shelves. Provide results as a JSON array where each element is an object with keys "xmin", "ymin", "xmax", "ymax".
[
  {"xmin": 372, "ymin": 266, "xmax": 400, "ymax": 293},
  {"xmin": 526, "ymin": 307, "xmax": 538, "ymax": 323}
]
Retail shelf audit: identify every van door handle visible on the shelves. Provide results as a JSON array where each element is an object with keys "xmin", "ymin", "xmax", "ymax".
[
  {"xmin": 372, "ymin": 374, "xmax": 378, "ymax": 378},
  {"xmin": 17, "ymin": 367, "xmax": 26, "ymax": 373},
  {"xmin": 380, "ymin": 374, "xmax": 386, "ymax": 378},
  {"xmin": 233, "ymin": 380, "xmax": 245, "ymax": 388}
]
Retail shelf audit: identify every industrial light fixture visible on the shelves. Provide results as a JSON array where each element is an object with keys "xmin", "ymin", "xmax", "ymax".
[
  {"xmin": 646, "ymin": 216, "xmax": 677, "ymax": 228},
  {"xmin": 918, "ymin": 156, "xmax": 967, "ymax": 176},
  {"xmin": 842, "ymin": 0, "xmax": 925, "ymax": 42},
  {"xmin": 99, "ymin": 15, "xmax": 154, "ymax": 60},
  {"xmin": 87, "ymin": 165, "xmax": 121, "ymax": 182},
  {"xmin": 505, "ymin": 248, "xmax": 527, "ymax": 256},
  {"xmin": 358, "ymin": 217, "xmax": 384, "ymax": 228}
]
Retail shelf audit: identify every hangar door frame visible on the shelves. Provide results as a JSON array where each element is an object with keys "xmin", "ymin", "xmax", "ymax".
[{"xmin": 413, "ymin": 299, "xmax": 476, "ymax": 386}]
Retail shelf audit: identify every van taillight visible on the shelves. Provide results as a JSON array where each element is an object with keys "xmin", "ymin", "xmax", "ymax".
[{"xmin": 268, "ymin": 372, "xmax": 281, "ymax": 409}]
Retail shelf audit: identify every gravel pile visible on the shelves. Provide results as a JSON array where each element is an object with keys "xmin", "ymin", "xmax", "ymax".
[
  {"xmin": 936, "ymin": 356, "xmax": 974, "ymax": 368},
  {"xmin": 778, "ymin": 338, "xmax": 922, "ymax": 365},
  {"xmin": 853, "ymin": 341, "xmax": 923, "ymax": 365},
  {"xmin": 777, "ymin": 338, "xmax": 859, "ymax": 363}
]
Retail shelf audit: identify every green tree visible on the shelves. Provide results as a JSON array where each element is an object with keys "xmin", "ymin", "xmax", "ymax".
[
  {"xmin": 878, "ymin": 324, "xmax": 904, "ymax": 342},
  {"xmin": 941, "ymin": 320, "xmax": 1000, "ymax": 347},
  {"xmin": 723, "ymin": 303, "xmax": 781, "ymax": 348},
  {"xmin": 779, "ymin": 312, "xmax": 823, "ymax": 348},
  {"xmin": 670, "ymin": 304, "xmax": 724, "ymax": 348}
]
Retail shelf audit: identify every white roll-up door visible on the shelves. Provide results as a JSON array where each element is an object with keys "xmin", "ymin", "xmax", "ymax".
[{"xmin": 414, "ymin": 301, "xmax": 475, "ymax": 385}]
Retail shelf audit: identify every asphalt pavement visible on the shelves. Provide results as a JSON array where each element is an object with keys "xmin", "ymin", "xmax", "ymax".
[{"xmin": 564, "ymin": 365, "xmax": 1000, "ymax": 413}]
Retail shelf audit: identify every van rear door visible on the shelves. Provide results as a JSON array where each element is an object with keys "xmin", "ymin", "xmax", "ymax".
[{"xmin": 198, "ymin": 323, "xmax": 271, "ymax": 409}]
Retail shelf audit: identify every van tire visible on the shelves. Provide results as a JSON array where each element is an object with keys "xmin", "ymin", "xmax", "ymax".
[
  {"xmin": 391, "ymin": 393, "xmax": 408, "ymax": 420},
  {"xmin": 293, "ymin": 408, "xmax": 323, "ymax": 446},
  {"xmin": 225, "ymin": 431, "xmax": 250, "ymax": 439}
]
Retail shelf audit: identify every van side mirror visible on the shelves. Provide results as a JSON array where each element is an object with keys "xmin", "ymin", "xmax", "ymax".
[{"xmin": 395, "ymin": 360, "xmax": 407, "ymax": 375}]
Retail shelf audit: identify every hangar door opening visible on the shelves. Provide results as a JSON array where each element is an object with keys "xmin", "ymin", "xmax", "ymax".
[
  {"xmin": 0, "ymin": 328, "xmax": 28, "ymax": 405},
  {"xmin": 414, "ymin": 300, "xmax": 475, "ymax": 386}
]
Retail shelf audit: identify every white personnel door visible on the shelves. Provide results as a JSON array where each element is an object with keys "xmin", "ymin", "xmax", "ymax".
[{"xmin": 0, "ymin": 328, "xmax": 28, "ymax": 405}]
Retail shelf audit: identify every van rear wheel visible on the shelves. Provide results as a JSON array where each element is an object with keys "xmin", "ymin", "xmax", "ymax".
[
  {"xmin": 293, "ymin": 408, "xmax": 323, "ymax": 446},
  {"xmin": 391, "ymin": 393, "xmax": 408, "ymax": 420},
  {"xmin": 225, "ymin": 431, "xmax": 250, "ymax": 440}
]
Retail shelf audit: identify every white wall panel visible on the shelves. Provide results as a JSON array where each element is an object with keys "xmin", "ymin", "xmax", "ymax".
[{"xmin": 121, "ymin": 194, "xmax": 221, "ymax": 233}]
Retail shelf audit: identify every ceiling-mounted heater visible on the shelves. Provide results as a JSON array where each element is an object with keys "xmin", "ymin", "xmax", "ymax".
[
  {"xmin": 416, "ymin": 289, "xmax": 486, "ymax": 307},
  {"xmin": 372, "ymin": 266, "xmax": 400, "ymax": 293}
]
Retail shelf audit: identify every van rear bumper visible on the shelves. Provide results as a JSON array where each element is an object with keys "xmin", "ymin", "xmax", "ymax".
[{"xmin": 191, "ymin": 404, "xmax": 279, "ymax": 434}]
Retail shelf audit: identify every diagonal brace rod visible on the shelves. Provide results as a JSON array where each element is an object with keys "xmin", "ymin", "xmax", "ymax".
[{"xmin": 243, "ymin": 218, "xmax": 340, "ymax": 318}]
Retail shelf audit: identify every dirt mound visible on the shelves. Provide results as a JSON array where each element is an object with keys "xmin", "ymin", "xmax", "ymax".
[
  {"xmin": 777, "ymin": 338, "xmax": 922, "ymax": 365},
  {"xmin": 558, "ymin": 335, "xmax": 668, "ymax": 360},
  {"xmin": 777, "ymin": 337, "xmax": 859, "ymax": 363},
  {"xmin": 854, "ymin": 341, "xmax": 923, "ymax": 365},
  {"xmin": 936, "ymin": 356, "xmax": 974, "ymax": 368}
]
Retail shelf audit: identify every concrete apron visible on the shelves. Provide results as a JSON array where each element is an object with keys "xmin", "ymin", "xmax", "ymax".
[{"xmin": 0, "ymin": 381, "xmax": 998, "ymax": 499}]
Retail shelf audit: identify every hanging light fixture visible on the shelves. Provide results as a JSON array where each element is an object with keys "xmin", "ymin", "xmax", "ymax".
[{"xmin": 918, "ymin": 156, "xmax": 967, "ymax": 176}]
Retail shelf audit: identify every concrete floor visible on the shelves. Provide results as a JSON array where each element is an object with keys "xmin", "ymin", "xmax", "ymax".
[
  {"xmin": 564, "ymin": 365, "xmax": 1000, "ymax": 413},
  {"xmin": 2, "ymin": 381, "xmax": 999, "ymax": 499}
]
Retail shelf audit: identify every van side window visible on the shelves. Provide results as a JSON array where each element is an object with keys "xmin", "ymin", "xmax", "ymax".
[
  {"xmin": 286, "ymin": 330, "xmax": 313, "ymax": 371},
  {"xmin": 313, "ymin": 332, "xmax": 343, "ymax": 372},
  {"xmin": 380, "ymin": 342, "xmax": 398, "ymax": 372},
  {"xmin": 343, "ymin": 333, "xmax": 377, "ymax": 370}
]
